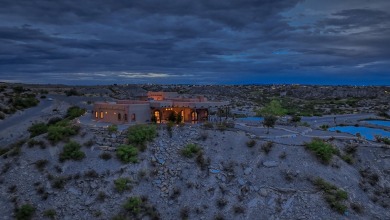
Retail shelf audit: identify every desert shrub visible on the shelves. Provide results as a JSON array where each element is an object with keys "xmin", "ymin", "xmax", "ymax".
[
  {"xmin": 97, "ymin": 191, "xmax": 107, "ymax": 202},
  {"xmin": 261, "ymin": 141, "xmax": 273, "ymax": 154},
  {"xmin": 59, "ymin": 141, "xmax": 85, "ymax": 162},
  {"xmin": 351, "ymin": 202, "xmax": 364, "ymax": 213},
  {"xmin": 233, "ymin": 205, "xmax": 245, "ymax": 214},
  {"xmin": 312, "ymin": 177, "xmax": 348, "ymax": 213},
  {"xmin": 65, "ymin": 88, "xmax": 81, "ymax": 96},
  {"xmin": 65, "ymin": 106, "xmax": 85, "ymax": 120},
  {"xmin": 344, "ymin": 144, "xmax": 358, "ymax": 154},
  {"xmin": 216, "ymin": 198, "xmax": 228, "ymax": 208},
  {"xmin": 99, "ymin": 152, "xmax": 112, "ymax": 160},
  {"xmin": 27, "ymin": 139, "xmax": 45, "ymax": 148},
  {"xmin": 108, "ymin": 124, "xmax": 118, "ymax": 133},
  {"xmin": 35, "ymin": 159, "xmax": 48, "ymax": 171},
  {"xmin": 360, "ymin": 169, "xmax": 379, "ymax": 186},
  {"xmin": 43, "ymin": 209, "xmax": 56, "ymax": 219},
  {"xmin": 47, "ymin": 117, "xmax": 63, "ymax": 126},
  {"xmin": 341, "ymin": 154, "xmax": 354, "ymax": 164},
  {"xmin": 181, "ymin": 143, "xmax": 201, "ymax": 158},
  {"xmin": 1, "ymin": 162, "xmax": 11, "ymax": 174},
  {"xmin": 114, "ymin": 178, "xmax": 132, "ymax": 192},
  {"xmin": 320, "ymin": 124, "xmax": 329, "ymax": 130},
  {"xmin": 305, "ymin": 139, "xmax": 339, "ymax": 164},
  {"xmin": 15, "ymin": 204, "xmax": 35, "ymax": 220},
  {"xmin": 180, "ymin": 207, "xmax": 189, "ymax": 219},
  {"xmin": 84, "ymin": 170, "xmax": 99, "ymax": 178},
  {"xmin": 13, "ymin": 86, "xmax": 24, "ymax": 93},
  {"xmin": 0, "ymin": 148, "xmax": 10, "ymax": 156},
  {"xmin": 116, "ymin": 145, "xmax": 138, "ymax": 163},
  {"xmin": 123, "ymin": 197, "xmax": 142, "ymax": 214},
  {"xmin": 83, "ymin": 139, "xmax": 94, "ymax": 147},
  {"xmin": 279, "ymin": 151, "xmax": 287, "ymax": 159},
  {"xmin": 290, "ymin": 115, "xmax": 301, "ymax": 123},
  {"xmin": 203, "ymin": 122, "xmax": 214, "ymax": 129},
  {"xmin": 196, "ymin": 151, "xmax": 210, "ymax": 170},
  {"xmin": 28, "ymin": 123, "xmax": 48, "ymax": 137},
  {"xmin": 12, "ymin": 96, "xmax": 39, "ymax": 110},
  {"xmin": 195, "ymin": 131, "xmax": 207, "ymax": 141},
  {"xmin": 127, "ymin": 124, "xmax": 156, "ymax": 148},
  {"xmin": 246, "ymin": 139, "xmax": 256, "ymax": 148},
  {"xmin": 51, "ymin": 176, "xmax": 68, "ymax": 189},
  {"xmin": 47, "ymin": 120, "xmax": 79, "ymax": 143}
]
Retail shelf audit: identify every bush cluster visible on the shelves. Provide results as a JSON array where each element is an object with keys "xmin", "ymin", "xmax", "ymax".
[
  {"xmin": 114, "ymin": 178, "xmax": 132, "ymax": 192},
  {"xmin": 127, "ymin": 124, "xmax": 157, "ymax": 149},
  {"xmin": 28, "ymin": 123, "xmax": 48, "ymax": 137},
  {"xmin": 312, "ymin": 178, "xmax": 348, "ymax": 213},
  {"xmin": 65, "ymin": 106, "xmax": 86, "ymax": 120},
  {"xmin": 47, "ymin": 120, "xmax": 80, "ymax": 143},
  {"xmin": 15, "ymin": 204, "xmax": 36, "ymax": 220},
  {"xmin": 11, "ymin": 95, "xmax": 39, "ymax": 110},
  {"xmin": 113, "ymin": 196, "xmax": 160, "ymax": 219},
  {"xmin": 116, "ymin": 145, "xmax": 138, "ymax": 163},
  {"xmin": 305, "ymin": 139, "xmax": 339, "ymax": 164},
  {"xmin": 181, "ymin": 144, "xmax": 201, "ymax": 158},
  {"xmin": 59, "ymin": 141, "xmax": 85, "ymax": 162},
  {"xmin": 246, "ymin": 140, "xmax": 256, "ymax": 148}
]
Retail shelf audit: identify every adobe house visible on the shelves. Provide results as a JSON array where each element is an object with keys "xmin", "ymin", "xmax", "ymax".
[{"xmin": 92, "ymin": 92, "xmax": 229, "ymax": 124}]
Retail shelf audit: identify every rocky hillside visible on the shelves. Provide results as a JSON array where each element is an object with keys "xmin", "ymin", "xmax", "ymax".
[{"xmin": 1, "ymin": 122, "xmax": 389, "ymax": 219}]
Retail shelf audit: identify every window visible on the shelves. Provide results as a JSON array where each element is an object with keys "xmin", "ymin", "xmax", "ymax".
[
  {"xmin": 118, "ymin": 113, "xmax": 121, "ymax": 121},
  {"xmin": 191, "ymin": 111, "xmax": 197, "ymax": 121},
  {"xmin": 95, "ymin": 111, "xmax": 98, "ymax": 118},
  {"xmin": 100, "ymin": 112, "xmax": 104, "ymax": 119},
  {"xmin": 124, "ymin": 114, "xmax": 128, "ymax": 121},
  {"xmin": 154, "ymin": 111, "xmax": 160, "ymax": 123},
  {"xmin": 131, "ymin": 113, "xmax": 136, "ymax": 121}
]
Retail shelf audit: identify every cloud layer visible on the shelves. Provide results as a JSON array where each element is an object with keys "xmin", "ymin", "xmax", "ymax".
[{"xmin": 0, "ymin": 0, "xmax": 389, "ymax": 85}]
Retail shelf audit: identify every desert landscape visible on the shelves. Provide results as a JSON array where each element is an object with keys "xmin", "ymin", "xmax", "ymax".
[{"xmin": 0, "ymin": 83, "xmax": 389, "ymax": 219}]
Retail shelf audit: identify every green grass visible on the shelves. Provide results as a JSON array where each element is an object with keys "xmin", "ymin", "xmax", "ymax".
[
  {"xmin": 181, "ymin": 143, "xmax": 201, "ymax": 158},
  {"xmin": 59, "ymin": 141, "xmax": 85, "ymax": 162},
  {"xmin": 305, "ymin": 139, "xmax": 339, "ymax": 164},
  {"xmin": 116, "ymin": 145, "xmax": 138, "ymax": 163}
]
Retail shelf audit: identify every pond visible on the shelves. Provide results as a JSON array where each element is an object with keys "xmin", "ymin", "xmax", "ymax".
[
  {"xmin": 363, "ymin": 120, "xmax": 390, "ymax": 127},
  {"xmin": 238, "ymin": 116, "xmax": 264, "ymax": 122},
  {"xmin": 328, "ymin": 126, "xmax": 390, "ymax": 141}
]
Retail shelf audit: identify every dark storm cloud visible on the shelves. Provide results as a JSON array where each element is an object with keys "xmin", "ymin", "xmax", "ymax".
[{"xmin": 0, "ymin": 0, "xmax": 389, "ymax": 85}]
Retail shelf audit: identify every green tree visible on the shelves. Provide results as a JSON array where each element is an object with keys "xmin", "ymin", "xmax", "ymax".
[
  {"xmin": 263, "ymin": 115, "xmax": 277, "ymax": 134},
  {"xmin": 257, "ymin": 100, "xmax": 287, "ymax": 117}
]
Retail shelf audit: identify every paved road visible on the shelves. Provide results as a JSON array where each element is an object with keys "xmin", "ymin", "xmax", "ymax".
[{"xmin": 0, "ymin": 98, "xmax": 52, "ymax": 131}]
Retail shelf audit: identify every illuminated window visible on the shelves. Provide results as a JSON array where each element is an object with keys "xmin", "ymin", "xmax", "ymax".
[
  {"xmin": 154, "ymin": 111, "xmax": 160, "ymax": 123},
  {"xmin": 95, "ymin": 111, "xmax": 98, "ymax": 118},
  {"xmin": 191, "ymin": 111, "xmax": 197, "ymax": 121},
  {"xmin": 100, "ymin": 112, "xmax": 104, "ymax": 119}
]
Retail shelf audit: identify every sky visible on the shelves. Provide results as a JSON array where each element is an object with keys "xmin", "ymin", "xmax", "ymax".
[{"xmin": 0, "ymin": 0, "xmax": 389, "ymax": 85}]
